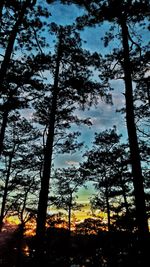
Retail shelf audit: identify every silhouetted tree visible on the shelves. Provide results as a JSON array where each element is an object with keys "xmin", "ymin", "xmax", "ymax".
[
  {"xmin": 0, "ymin": 113, "xmax": 40, "ymax": 230},
  {"xmin": 34, "ymin": 23, "xmax": 109, "ymax": 254},
  {"xmin": 52, "ymin": 167, "xmax": 84, "ymax": 233},
  {"xmin": 0, "ymin": 1, "xmax": 50, "ymax": 155},
  {"xmin": 0, "ymin": 0, "xmax": 37, "ymax": 91},
  {"xmin": 61, "ymin": 0, "xmax": 149, "ymax": 234},
  {"xmin": 82, "ymin": 127, "xmax": 133, "ymax": 231}
]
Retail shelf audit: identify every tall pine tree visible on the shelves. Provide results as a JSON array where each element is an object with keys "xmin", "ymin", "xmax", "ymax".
[{"xmin": 61, "ymin": 0, "xmax": 149, "ymax": 234}]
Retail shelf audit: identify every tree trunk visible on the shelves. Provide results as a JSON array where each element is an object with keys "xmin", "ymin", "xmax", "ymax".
[
  {"xmin": 120, "ymin": 17, "xmax": 148, "ymax": 234},
  {"xmin": 15, "ymin": 223, "xmax": 25, "ymax": 267},
  {"xmin": 119, "ymin": 161, "xmax": 130, "ymax": 217},
  {"xmin": 0, "ymin": 109, "xmax": 9, "ymax": 156},
  {"xmin": 0, "ymin": 0, "xmax": 5, "ymax": 24},
  {"xmin": 121, "ymin": 180, "xmax": 130, "ymax": 216},
  {"xmin": 0, "ymin": 0, "xmax": 34, "ymax": 93},
  {"xmin": 146, "ymin": 81, "xmax": 150, "ymax": 106},
  {"xmin": 0, "ymin": 144, "xmax": 15, "ymax": 231},
  {"xmin": 105, "ymin": 183, "xmax": 111, "ymax": 231},
  {"xmin": 68, "ymin": 194, "xmax": 72, "ymax": 234},
  {"xmin": 35, "ymin": 35, "xmax": 62, "ymax": 255}
]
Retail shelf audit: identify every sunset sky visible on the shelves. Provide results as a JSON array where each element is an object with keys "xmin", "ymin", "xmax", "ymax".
[{"xmin": 1, "ymin": 1, "xmax": 149, "ymax": 234}]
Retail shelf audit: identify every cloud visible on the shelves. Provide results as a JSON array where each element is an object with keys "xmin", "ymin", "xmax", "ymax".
[
  {"xmin": 65, "ymin": 160, "xmax": 79, "ymax": 166},
  {"xmin": 54, "ymin": 153, "xmax": 82, "ymax": 168}
]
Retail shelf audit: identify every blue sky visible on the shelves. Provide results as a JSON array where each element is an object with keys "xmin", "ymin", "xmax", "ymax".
[
  {"xmin": 41, "ymin": 2, "xmax": 128, "ymax": 169},
  {"xmin": 16, "ymin": 1, "xmax": 130, "ymax": 174},
  {"xmin": 18, "ymin": 1, "xmax": 145, "ymax": 208},
  {"xmin": 41, "ymin": 1, "xmax": 129, "ymax": 204},
  {"xmin": 54, "ymin": 81, "xmax": 127, "ymax": 168},
  {"xmin": 17, "ymin": 1, "xmax": 149, "ymax": 219}
]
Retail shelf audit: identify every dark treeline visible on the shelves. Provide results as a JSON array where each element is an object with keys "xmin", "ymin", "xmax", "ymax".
[{"xmin": 0, "ymin": 0, "xmax": 149, "ymax": 266}]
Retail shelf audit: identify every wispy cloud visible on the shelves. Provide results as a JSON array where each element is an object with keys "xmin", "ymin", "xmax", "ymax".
[{"xmin": 65, "ymin": 160, "xmax": 79, "ymax": 166}]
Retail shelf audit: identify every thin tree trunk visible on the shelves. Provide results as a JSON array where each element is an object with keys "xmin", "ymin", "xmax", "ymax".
[
  {"xmin": 105, "ymin": 183, "xmax": 111, "ymax": 231},
  {"xmin": 120, "ymin": 17, "xmax": 148, "ymax": 234},
  {"xmin": 68, "ymin": 206, "xmax": 71, "ymax": 233},
  {"xmin": 0, "ymin": 109, "xmax": 9, "ymax": 156},
  {"xmin": 121, "ymin": 179, "xmax": 130, "ymax": 216},
  {"xmin": 0, "ymin": 144, "xmax": 15, "ymax": 231},
  {"xmin": 68, "ymin": 194, "xmax": 72, "ymax": 234},
  {"xmin": 119, "ymin": 160, "xmax": 130, "ymax": 217},
  {"xmin": 0, "ymin": 93, "xmax": 18, "ymax": 156},
  {"xmin": 146, "ymin": 81, "xmax": 150, "ymax": 106},
  {"xmin": 35, "ymin": 34, "xmax": 62, "ymax": 254}
]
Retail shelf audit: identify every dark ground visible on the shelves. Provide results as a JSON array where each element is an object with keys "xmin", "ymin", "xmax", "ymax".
[{"xmin": 0, "ymin": 227, "xmax": 149, "ymax": 267}]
